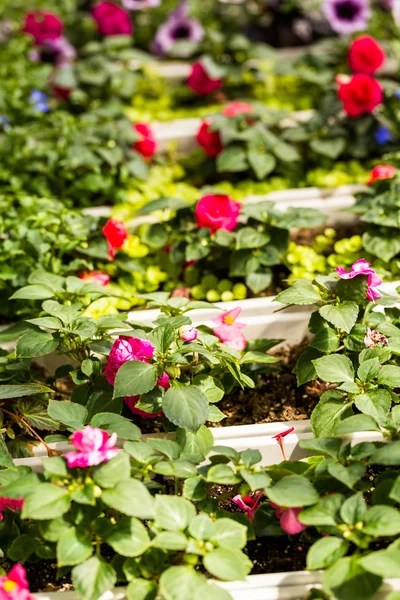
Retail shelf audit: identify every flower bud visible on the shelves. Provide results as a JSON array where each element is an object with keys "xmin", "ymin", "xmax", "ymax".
[{"xmin": 179, "ymin": 325, "xmax": 198, "ymax": 342}]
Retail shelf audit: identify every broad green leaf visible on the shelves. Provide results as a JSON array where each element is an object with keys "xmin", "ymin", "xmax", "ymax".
[
  {"xmin": 106, "ymin": 517, "xmax": 150, "ymax": 557},
  {"xmin": 154, "ymin": 496, "xmax": 196, "ymax": 531},
  {"xmin": 10, "ymin": 284, "xmax": 55, "ymax": 300},
  {"xmin": 235, "ymin": 227, "xmax": 270, "ymax": 250},
  {"xmin": 102, "ymin": 480, "xmax": 154, "ymax": 519},
  {"xmin": 340, "ymin": 494, "xmax": 367, "ymax": 525},
  {"xmin": 176, "ymin": 426, "xmax": 214, "ymax": 460},
  {"xmin": 48, "ymin": 400, "xmax": 87, "ymax": 430},
  {"xmin": 363, "ymin": 505, "xmax": 400, "ymax": 536},
  {"xmin": 370, "ymin": 441, "xmax": 400, "ymax": 465},
  {"xmin": 163, "ymin": 386, "xmax": 208, "ymax": 432},
  {"xmin": 90, "ymin": 413, "xmax": 141, "ymax": 440},
  {"xmin": 127, "ymin": 579, "xmax": 157, "ymax": 600},
  {"xmin": 293, "ymin": 347, "xmax": 320, "ymax": 386},
  {"xmin": 211, "ymin": 519, "xmax": 247, "ymax": 549},
  {"xmin": 247, "ymin": 150, "xmax": 276, "ymax": 179},
  {"xmin": 313, "ymin": 355, "xmax": 355, "ymax": 384},
  {"xmin": 319, "ymin": 302, "xmax": 359, "ymax": 334},
  {"xmin": 193, "ymin": 376, "xmax": 225, "ymax": 403},
  {"xmin": 203, "ymin": 548, "xmax": 252, "ymax": 581},
  {"xmin": 8, "ymin": 534, "xmax": 37, "ymax": 562},
  {"xmin": 57, "ymin": 528, "xmax": 93, "ymax": 566},
  {"xmin": 113, "ymin": 361, "xmax": 157, "ymax": 398},
  {"xmin": 328, "ymin": 462, "xmax": 366, "ymax": 489},
  {"xmin": 335, "ymin": 414, "xmax": 381, "ymax": 434},
  {"xmin": 188, "ymin": 514, "xmax": 214, "ymax": 541},
  {"xmin": 72, "ymin": 557, "xmax": 117, "ymax": 600},
  {"xmin": 310, "ymin": 326, "xmax": 340, "ymax": 353},
  {"xmin": 354, "ymin": 390, "xmax": 391, "ymax": 419},
  {"xmin": 193, "ymin": 582, "xmax": 233, "ymax": 600},
  {"xmin": 299, "ymin": 438, "xmax": 341, "ymax": 459},
  {"xmin": 266, "ymin": 475, "xmax": 319, "ymax": 507},
  {"xmin": 22, "ymin": 483, "xmax": 70, "ymax": 519},
  {"xmin": 16, "ymin": 331, "xmax": 59, "ymax": 358},
  {"xmin": 299, "ymin": 494, "xmax": 344, "ymax": 527},
  {"xmin": 0, "ymin": 383, "xmax": 52, "ymax": 400},
  {"xmin": 359, "ymin": 543, "xmax": 400, "ymax": 578},
  {"xmin": 152, "ymin": 531, "xmax": 188, "ymax": 551},
  {"xmin": 206, "ymin": 464, "xmax": 241, "ymax": 485},
  {"xmin": 159, "ymin": 566, "xmax": 204, "ymax": 600},
  {"xmin": 310, "ymin": 138, "xmax": 346, "ymax": 159},
  {"xmin": 93, "ymin": 452, "xmax": 130, "ymax": 488},
  {"xmin": 324, "ymin": 556, "xmax": 381, "ymax": 600},
  {"xmin": 311, "ymin": 390, "xmax": 353, "ymax": 437},
  {"xmin": 245, "ymin": 271, "xmax": 272, "ymax": 295},
  {"xmin": 275, "ymin": 281, "xmax": 322, "ymax": 306},
  {"xmin": 307, "ymin": 537, "xmax": 349, "ymax": 570},
  {"xmin": 357, "ymin": 358, "xmax": 380, "ymax": 384},
  {"xmin": 377, "ymin": 365, "xmax": 400, "ymax": 387}
]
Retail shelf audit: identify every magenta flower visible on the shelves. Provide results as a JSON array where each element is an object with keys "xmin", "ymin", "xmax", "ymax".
[
  {"xmin": 179, "ymin": 325, "xmax": 198, "ymax": 342},
  {"xmin": 232, "ymin": 491, "xmax": 264, "ymax": 521},
  {"xmin": 336, "ymin": 259, "xmax": 383, "ymax": 301},
  {"xmin": 0, "ymin": 497, "xmax": 24, "ymax": 522},
  {"xmin": 323, "ymin": 0, "xmax": 371, "ymax": 34},
  {"xmin": 272, "ymin": 427, "xmax": 295, "ymax": 461},
  {"xmin": 270, "ymin": 502, "xmax": 308, "ymax": 535},
  {"xmin": 104, "ymin": 336, "xmax": 155, "ymax": 385},
  {"xmin": 64, "ymin": 426, "xmax": 119, "ymax": 468},
  {"xmin": 0, "ymin": 564, "xmax": 33, "ymax": 600},
  {"xmin": 157, "ymin": 372, "xmax": 171, "ymax": 390},
  {"xmin": 151, "ymin": 1, "xmax": 204, "ymax": 58},
  {"xmin": 212, "ymin": 307, "xmax": 247, "ymax": 351},
  {"xmin": 78, "ymin": 271, "xmax": 110, "ymax": 286}
]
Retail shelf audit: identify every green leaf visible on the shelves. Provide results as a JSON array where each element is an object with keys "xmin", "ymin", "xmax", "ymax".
[
  {"xmin": 188, "ymin": 514, "xmax": 214, "ymax": 541},
  {"xmin": 152, "ymin": 531, "xmax": 188, "ymax": 551},
  {"xmin": 42, "ymin": 456, "xmax": 68, "ymax": 477},
  {"xmin": 0, "ymin": 383, "xmax": 52, "ymax": 400},
  {"xmin": 247, "ymin": 150, "xmax": 276, "ymax": 179},
  {"xmin": 206, "ymin": 464, "xmax": 241, "ymax": 485},
  {"xmin": 299, "ymin": 494, "xmax": 344, "ymax": 527},
  {"xmin": 149, "ymin": 324, "xmax": 176, "ymax": 354},
  {"xmin": 310, "ymin": 326, "xmax": 340, "ymax": 353},
  {"xmin": 336, "ymin": 276, "xmax": 368, "ymax": 304},
  {"xmin": 211, "ymin": 518, "xmax": 247, "ymax": 549},
  {"xmin": 113, "ymin": 361, "xmax": 157, "ymax": 398},
  {"xmin": 18, "ymin": 398, "xmax": 59, "ymax": 431},
  {"xmin": 354, "ymin": 390, "xmax": 391, "ymax": 419},
  {"xmin": 245, "ymin": 271, "xmax": 272, "ymax": 295},
  {"xmin": 176, "ymin": 426, "xmax": 214, "ymax": 460},
  {"xmin": 319, "ymin": 302, "xmax": 359, "ymax": 334},
  {"xmin": 10, "ymin": 284, "xmax": 55, "ymax": 300},
  {"xmin": 8, "ymin": 534, "xmax": 37, "ymax": 562},
  {"xmin": 147, "ymin": 438, "xmax": 180, "ymax": 460},
  {"xmin": 239, "ymin": 352, "xmax": 278, "ymax": 365},
  {"xmin": 48, "ymin": 400, "xmax": 88, "ymax": 430},
  {"xmin": 265, "ymin": 475, "xmax": 319, "ymax": 507},
  {"xmin": 307, "ymin": 537, "xmax": 349, "ymax": 570},
  {"xmin": 193, "ymin": 376, "xmax": 225, "ymax": 403},
  {"xmin": 324, "ymin": 557, "xmax": 381, "ymax": 600},
  {"xmin": 363, "ymin": 230, "xmax": 400, "ymax": 262},
  {"xmin": 377, "ymin": 365, "xmax": 400, "ymax": 387},
  {"xmin": 193, "ymin": 582, "xmax": 233, "ymax": 600},
  {"xmin": 235, "ymin": 227, "xmax": 270, "ymax": 250},
  {"xmin": 154, "ymin": 496, "xmax": 196, "ymax": 531},
  {"xmin": 216, "ymin": 146, "xmax": 248, "ymax": 173},
  {"xmin": 335, "ymin": 414, "xmax": 381, "ymax": 434},
  {"xmin": 90, "ymin": 413, "xmax": 140, "ymax": 441},
  {"xmin": 163, "ymin": 385, "xmax": 208, "ymax": 432},
  {"xmin": 357, "ymin": 358, "xmax": 380, "ymax": 383},
  {"xmin": 102, "ymin": 480, "xmax": 154, "ymax": 519},
  {"xmin": 328, "ymin": 462, "xmax": 366, "ymax": 489},
  {"xmin": 126, "ymin": 579, "xmax": 157, "ymax": 600},
  {"xmin": 274, "ymin": 280, "xmax": 322, "ymax": 306},
  {"xmin": 22, "ymin": 483, "xmax": 70, "ymax": 520},
  {"xmin": 159, "ymin": 566, "xmax": 204, "ymax": 600},
  {"xmin": 370, "ymin": 441, "xmax": 400, "ymax": 465},
  {"xmin": 359, "ymin": 543, "xmax": 400, "ymax": 578},
  {"xmin": 203, "ymin": 548, "xmax": 252, "ymax": 581},
  {"xmin": 229, "ymin": 250, "xmax": 259, "ymax": 277},
  {"xmin": 72, "ymin": 557, "xmax": 117, "ymax": 600},
  {"xmin": 293, "ymin": 347, "xmax": 320, "ymax": 386},
  {"xmin": 313, "ymin": 355, "xmax": 355, "ymax": 383},
  {"xmin": 16, "ymin": 331, "xmax": 59, "ymax": 358},
  {"xmin": 93, "ymin": 452, "xmax": 130, "ymax": 489},
  {"xmin": 299, "ymin": 438, "xmax": 341, "ymax": 459},
  {"xmin": 311, "ymin": 390, "xmax": 353, "ymax": 437},
  {"xmin": 57, "ymin": 528, "xmax": 93, "ymax": 566},
  {"xmin": 106, "ymin": 517, "xmax": 150, "ymax": 557},
  {"xmin": 340, "ymin": 494, "xmax": 367, "ymax": 525},
  {"xmin": 310, "ymin": 138, "xmax": 346, "ymax": 159},
  {"xmin": 363, "ymin": 505, "xmax": 400, "ymax": 536}
]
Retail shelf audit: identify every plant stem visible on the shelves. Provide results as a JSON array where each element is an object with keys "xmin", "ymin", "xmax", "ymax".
[{"xmin": 0, "ymin": 407, "xmax": 61, "ymax": 457}]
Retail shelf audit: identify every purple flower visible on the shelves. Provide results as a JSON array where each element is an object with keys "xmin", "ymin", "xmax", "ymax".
[
  {"xmin": 374, "ymin": 125, "xmax": 393, "ymax": 145},
  {"xmin": 323, "ymin": 0, "xmax": 371, "ymax": 34},
  {"xmin": 29, "ymin": 90, "xmax": 49, "ymax": 113},
  {"xmin": 151, "ymin": 0, "xmax": 204, "ymax": 57},
  {"xmin": 395, "ymin": 90, "xmax": 400, "ymax": 99},
  {"xmin": 42, "ymin": 36, "xmax": 76, "ymax": 64},
  {"xmin": 122, "ymin": 0, "xmax": 161, "ymax": 8},
  {"xmin": 0, "ymin": 116, "xmax": 10, "ymax": 131},
  {"xmin": 393, "ymin": 0, "xmax": 400, "ymax": 23}
]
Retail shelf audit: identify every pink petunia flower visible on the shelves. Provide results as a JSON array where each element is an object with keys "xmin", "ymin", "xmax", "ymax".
[
  {"xmin": 336, "ymin": 258, "xmax": 383, "ymax": 301},
  {"xmin": 232, "ymin": 491, "xmax": 264, "ymax": 521},
  {"xmin": 104, "ymin": 337, "xmax": 155, "ymax": 386},
  {"xmin": 0, "ymin": 564, "xmax": 33, "ymax": 600},
  {"xmin": 270, "ymin": 502, "xmax": 308, "ymax": 535},
  {"xmin": 0, "ymin": 497, "xmax": 24, "ymax": 522},
  {"xmin": 64, "ymin": 426, "xmax": 119, "ymax": 468},
  {"xmin": 78, "ymin": 271, "xmax": 110, "ymax": 286}
]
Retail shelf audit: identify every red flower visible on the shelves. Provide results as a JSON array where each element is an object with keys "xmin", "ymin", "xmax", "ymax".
[
  {"xmin": 23, "ymin": 11, "xmax": 63, "ymax": 45},
  {"xmin": 367, "ymin": 164, "xmax": 397, "ymax": 185},
  {"xmin": 195, "ymin": 194, "xmax": 241, "ymax": 233},
  {"xmin": 103, "ymin": 219, "xmax": 128, "ymax": 259},
  {"xmin": 222, "ymin": 101, "xmax": 254, "ymax": 118},
  {"xmin": 187, "ymin": 62, "xmax": 222, "ymax": 95},
  {"xmin": 196, "ymin": 121, "xmax": 223, "ymax": 157},
  {"xmin": 348, "ymin": 36, "xmax": 385, "ymax": 75},
  {"xmin": 337, "ymin": 73, "xmax": 383, "ymax": 117},
  {"xmin": 78, "ymin": 271, "xmax": 110, "ymax": 286},
  {"xmin": 92, "ymin": 2, "xmax": 132, "ymax": 36},
  {"xmin": 133, "ymin": 123, "xmax": 157, "ymax": 159}
]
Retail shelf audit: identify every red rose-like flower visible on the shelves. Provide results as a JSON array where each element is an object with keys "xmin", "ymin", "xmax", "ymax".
[
  {"xmin": 367, "ymin": 164, "xmax": 397, "ymax": 184},
  {"xmin": 103, "ymin": 219, "xmax": 128, "ymax": 259},
  {"xmin": 348, "ymin": 36, "xmax": 385, "ymax": 75},
  {"xmin": 92, "ymin": 2, "xmax": 132, "ymax": 36},
  {"xmin": 195, "ymin": 194, "xmax": 241, "ymax": 233},
  {"xmin": 187, "ymin": 62, "xmax": 222, "ymax": 96},
  {"xmin": 196, "ymin": 121, "xmax": 223, "ymax": 157},
  {"xmin": 337, "ymin": 74, "xmax": 383, "ymax": 117},
  {"xmin": 133, "ymin": 123, "xmax": 157, "ymax": 159},
  {"xmin": 222, "ymin": 101, "xmax": 254, "ymax": 118},
  {"xmin": 23, "ymin": 11, "xmax": 63, "ymax": 45}
]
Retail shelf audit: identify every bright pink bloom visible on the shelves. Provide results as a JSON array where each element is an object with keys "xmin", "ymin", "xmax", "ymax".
[
  {"xmin": 179, "ymin": 325, "xmax": 198, "ymax": 342},
  {"xmin": 195, "ymin": 194, "xmax": 240, "ymax": 234},
  {"xmin": 103, "ymin": 219, "xmax": 128, "ymax": 259},
  {"xmin": 187, "ymin": 62, "xmax": 222, "ymax": 95},
  {"xmin": 337, "ymin": 73, "xmax": 383, "ymax": 117},
  {"xmin": 222, "ymin": 101, "xmax": 254, "ymax": 118},
  {"xmin": 78, "ymin": 271, "xmax": 110, "ymax": 286},
  {"xmin": 336, "ymin": 259, "xmax": 383, "ymax": 301},
  {"xmin": 367, "ymin": 164, "xmax": 397, "ymax": 184},
  {"xmin": 104, "ymin": 336, "xmax": 155, "ymax": 385},
  {"xmin": 212, "ymin": 307, "xmax": 246, "ymax": 341},
  {"xmin": 196, "ymin": 121, "xmax": 223, "ymax": 157},
  {"xmin": 270, "ymin": 502, "xmax": 308, "ymax": 535},
  {"xmin": 0, "ymin": 565, "xmax": 32, "ymax": 600},
  {"xmin": 0, "ymin": 497, "xmax": 24, "ymax": 522},
  {"xmin": 233, "ymin": 491, "xmax": 263, "ymax": 521},
  {"xmin": 133, "ymin": 123, "xmax": 157, "ymax": 159},
  {"xmin": 157, "ymin": 372, "xmax": 171, "ymax": 390},
  {"xmin": 272, "ymin": 427, "xmax": 295, "ymax": 442},
  {"xmin": 92, "ymin": 2, "xmax": 132, "ymax": 36},
  {"xmin": 64, "ymin": 426, "xmax": 119, "ymax": 468},
  {"xmin": 23, "ymin": 11, "xmax": 63, "ymax": 45},
  {"xmin": 348, "ymin": 36, "xmax": 385, "ymax": 75},
  {"xmin": 223, "ymin": 334, "xmax": 247, "ymax": 352}
]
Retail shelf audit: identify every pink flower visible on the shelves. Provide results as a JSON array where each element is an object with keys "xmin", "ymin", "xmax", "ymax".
[
  {"xmin": 179, "ymin": 325, "xmax": 198, "ymax": 342},
  {"xmin": 196, "ymin": 121, "xmax": 223, "ymax": 157},
  {"xmin": 64, "ymin": 426, "xmax": 119, "ymax": 468},
  {"xmin": 195, "ymin": 194, "xmax": 241, "ymax": 234},
  {"xmin": 104, "ymin": 336, "xmax": 155, "ymax": 385},
  {"xmin": 367, "ymin": 164, "xmax": 397, "ymax": 184},
  {"xmin": 102, "ymin": 219, "xmax": 128, "ymax": 259},
  {"xmin": 157, "ymin": 372, "xmax": 170, "ymax": 390},
  {"xmin": 78, "ymin": 271, "xmax": 110, "ymax": 286},
  {"xmin": 336, "ymin": 259, "xmax": 383, "ymax": 301},
  {"xmin": 187, "ymin": 62, "xmax": 222, "ymax": 95},
  {"xmin": 0, "ymin": 497, "xmax": 24, "ymax": 522},
  {"xmin": 223, "ymin": 334, "xmax": 247, "ymax": 352},
  {"xmin": 272, "ymin": 427, "xmax": 295, "ymax": 461},
  {"xmin": 232, "ymin": 492, "xmax": 264, "ymax": 521},
  {"xmin": 133, "ymin": 123, "xmax": 157, "ymax": 159},
  {"xmin": 23, "ymin": 11, "xmax": 63, "ymax": 45},
  {"xmin": 270, "ymin": 502, "xmax": 308, "ymax": 535},
  {"xmin": 212, "ymin": 307, "xmax": 246, "ymax": 341},
  {"xmin": 0, "ymin": 565, "xmax": 32, "ymax": 600},
  {"xmin": 92, "ymin": 2, "xmax": 132, "ymax": 36},
  {"xmin": 337, "ymin": 73, "xmax": 383, "ymax": 117},
  {"xmin": 222, "ymin": 101, "xmax": 254, "ymax": 118}
]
